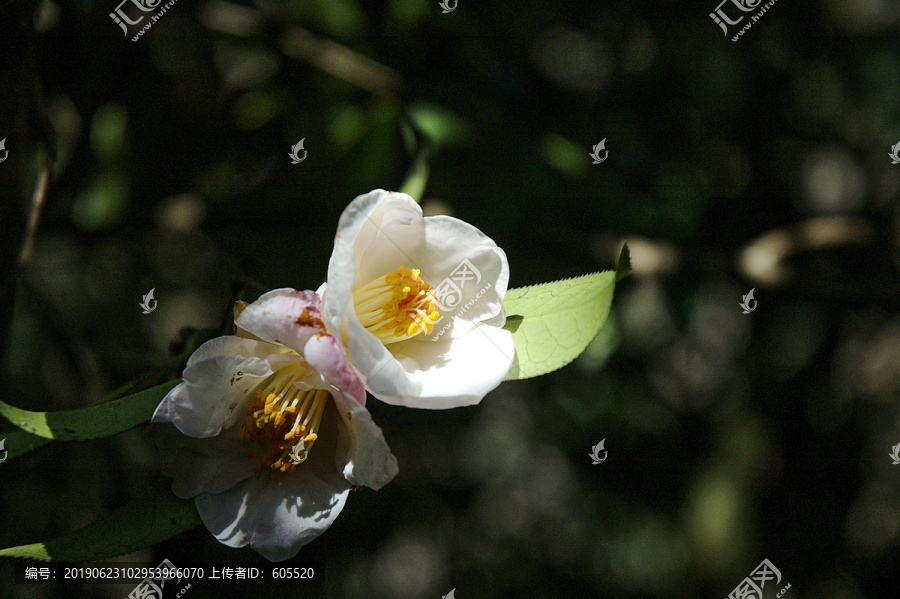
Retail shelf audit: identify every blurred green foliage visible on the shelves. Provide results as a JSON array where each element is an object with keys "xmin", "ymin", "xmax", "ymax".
[{"xmin": 2, "ymin": 0, "xmax": 900, "ymax": 597}]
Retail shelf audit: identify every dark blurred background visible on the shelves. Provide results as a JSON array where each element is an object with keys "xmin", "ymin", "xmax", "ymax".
[{"xmin": 2, "ymin": 0, "xmax": 900, "ymax": 597}]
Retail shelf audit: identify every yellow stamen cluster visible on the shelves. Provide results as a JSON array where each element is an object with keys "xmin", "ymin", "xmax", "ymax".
[
  {"xmin": 236, "ymin": 366, "xmax": 330, "ymax": 476},
  {"xmin": 353, "ymin": 267, "xmax": 441, "ymax": 344}
]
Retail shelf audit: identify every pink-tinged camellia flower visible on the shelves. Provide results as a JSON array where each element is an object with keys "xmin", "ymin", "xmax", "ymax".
[
  {"xmin": 322, "ymin": 189, "xmax": 514, "ymax": 409},
  {"xmin": 148, "ymin": 289, "xmax": 398, "ymax": 562}
]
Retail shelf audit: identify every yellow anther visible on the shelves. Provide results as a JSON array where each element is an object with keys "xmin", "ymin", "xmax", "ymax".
[
  {"xmin": 236, "ymin": 363, "xmax": 330, "ymax": 477},
  {"xmin": 353, "ymin": 266, "xmax": 441, "ymax": 344}
]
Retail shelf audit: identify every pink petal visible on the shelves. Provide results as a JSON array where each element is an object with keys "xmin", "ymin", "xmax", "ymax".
[
  {"xmin": 304, "ymin": 333, "xmax": 367, "ymax": 406},
  {"xmin": 235, "ymin": 288, "xmax": 326, "ymax": 355}
]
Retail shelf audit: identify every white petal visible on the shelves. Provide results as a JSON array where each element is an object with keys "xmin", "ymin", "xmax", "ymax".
[
  {"xmin": 194, "ymin": 405, "xmax": 350, "ymax": 561},
  {"xmin": 348, "ymin": 190, "xmax": 427, "ymax": 285},
  {"xmin": 415, "ymin": 214, "xmax": 510, "ymax": 336},
  {"xmin": 343, "ymin": 314, "xmax": 405, "ymax": 390},
  {"xmin": 324, "ymin": 190, "xmax": 426, "ymax": 337},
  {"xmin": 181, "ymin": 335, "xmax": 280, "ymax": 368},
  {"xmin": 323, "ymin": 190, "xmax": 513, "ymax": 408},
  {"xmin": 144, "ymin": 422, "xmax": 257, "ymax": 498},
  {"xmin": 235, "ymin": 288, "xmax": 326, "ymax": 355},
  {"xmin": 195, "ymin": 469, "xmax": 350, "ymax": 561},
  {"xmin": 152, "ymin": 336, "xmax": 291, "ymax": 438},
  {"xmin": 367, "ymin": 324, "xmax": 514, "ymax": 408},
  {"xmin": 330, "ymin": 392, "xmax": 399, "ymax": 490}
]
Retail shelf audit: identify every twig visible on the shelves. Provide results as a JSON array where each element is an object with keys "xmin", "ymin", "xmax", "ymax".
[
  {"xmin": 17, "ymin": 162, "xmax": 52, "ymax": 267},
  {"xmin": 280, "ymin": 27, "xmax": 401, "ymax": 95}
]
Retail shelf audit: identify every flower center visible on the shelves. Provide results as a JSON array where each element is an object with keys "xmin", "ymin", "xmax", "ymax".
[
  {"xmin": 353, "ymin": 267, "xmax": 441, "ymax": 345},
  {"xmin": 236, "ymin": 363, "xmax": 330, "ymax": 476}
]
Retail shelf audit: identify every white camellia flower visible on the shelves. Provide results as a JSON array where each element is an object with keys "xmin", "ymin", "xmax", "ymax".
[
  {"xmin": 147, "ymin": 289, "xmax": 398, "ymax": 562},
  {"xmin": 322, "ymin": 189, "xmax": 514, "ymax": 409}
]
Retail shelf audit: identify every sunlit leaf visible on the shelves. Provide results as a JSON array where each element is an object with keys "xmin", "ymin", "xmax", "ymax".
[
  {"xmin": 502, "ymin": 243, "xmax": 629, "ymax": 380},
  {"xmin": 0, "ymin": 483, "xmax": 200, "ymax": 561},
  {"xmin": 407, "ymin": 102, "xmax": 472, "ymax": 150},
  {"xmin": 0, "ymin": 380, "xmax": 179, "ymax": 441},
  {"xmin": 398, "ymin": 148, "xmax": 430, "ymax": 202}
]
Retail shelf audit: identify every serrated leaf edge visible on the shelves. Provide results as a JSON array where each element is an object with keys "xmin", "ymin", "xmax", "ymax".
[
  {"xmin": 504, "ymin": 269, "xmax": 616, "ymax": 304},
  {"xmin": 503, "ymin": 270, "xmax": 618, "ymax": 380}
]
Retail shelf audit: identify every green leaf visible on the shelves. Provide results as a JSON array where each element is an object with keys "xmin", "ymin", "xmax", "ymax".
[
  {"xmin": 398, "ymin": 147, "xmax": 430, "ymax": 203},
  {"xmin": 0, "ymin": 429, "xmax": 52, "ymax": 461},
  {"xmin": 0, "ymin": 483, "xmax": 200, "ymax": 561},
  {"xmin": 502, "ymin": 243, "xmax": 629, "ymax": 380},
  {"xmin": 406, "ymin": 102, "xmax": 473, "ymax": 150},
  {"xmin": 0, "ymin": 380, "xmax": 179, "ymax": 441},
  {"xmin": 540, "ymin": 133, "xmax": 590, "ymax": 177},
  {"xmin": 616, "ymin": 241, "xmax": 632, "ymax": 281},
  {"xmin": 0, "ymin": 328, "xmax": 211, "ymax": 462}
]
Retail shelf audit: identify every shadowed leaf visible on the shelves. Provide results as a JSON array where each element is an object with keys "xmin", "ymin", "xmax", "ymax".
[
  {"xmin": 0, "ymin": 483, "xmax": 200, "ymax": 561},
  {"xmin": 0, "ymin": 380, "xmax": 179, "ymax": 441}
]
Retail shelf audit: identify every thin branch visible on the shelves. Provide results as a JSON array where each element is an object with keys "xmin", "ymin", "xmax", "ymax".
[
  {"xmin": 280, "ymin": 27, "xmax": 401, "ymax": 95},
  {"xmin": 17, "ymin": 161, "xmax": 52, "ymax": 267}
]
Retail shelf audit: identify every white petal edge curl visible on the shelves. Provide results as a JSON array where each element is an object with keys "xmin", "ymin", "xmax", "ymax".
[
  {"xmin": 331, "ymin": 390, "xmax": 399, "ymax": 489},
  {"xmin": 367, "ymin": 323, "xmax": 515, "ymax": 409},
  {"xmin": 152, "ymin": 337, "xmax": 289, "ymax": 438}
]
